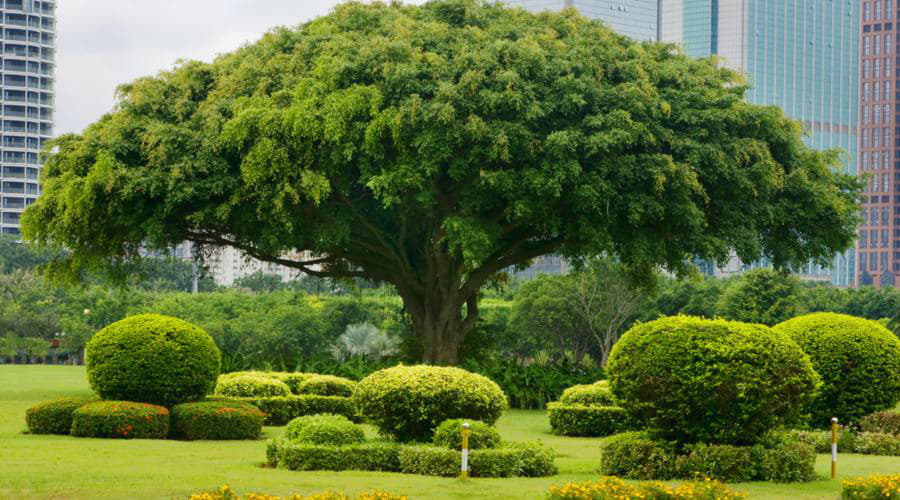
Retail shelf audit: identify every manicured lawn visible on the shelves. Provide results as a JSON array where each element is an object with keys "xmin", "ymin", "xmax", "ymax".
[{"xmin": 1, "ymin": 366, "xmax": 897, "ymax": 499}]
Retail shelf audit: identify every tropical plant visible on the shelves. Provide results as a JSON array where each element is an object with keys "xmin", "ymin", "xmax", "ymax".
[{"xmin": 330, "ymin": 322, "xmax": 401, "ymax": 361}]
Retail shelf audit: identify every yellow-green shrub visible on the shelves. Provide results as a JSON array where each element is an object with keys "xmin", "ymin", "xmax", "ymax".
[
  {"xmin": 547, "ymin": 403, "xmax": 638, "ymax": 437},
  {"xmin": 25, "ymin": 396, "xmax": 98, "ymax": 435},
  {"xmin": 432, "ymin": 419, "xmax": 500, "ymax": 450},
  {"xmin": 297, "ymin": 375, "xmax": 356, "ymax": 397},
  {"xmin": 169, "ymin": 401, "xmax": 264, "ymax": 440},
  {"xmin": 282, "ymin": 414, "xmax": 364, "ymax": 446},
  {"xmin": 70, "ymin": 401, "xmax": 169, "ymax": 439},
  {"xmin": 188, "ymin": 485, "xmax": 408, "ymax": 500},
  {"xmin": 546, "ymin": 476, "xmax": 747, "ymax": 500},
  {"xmin": 214, "ymin": 375, "xmax": 291, "ymax": 398},
  {"xmin": 558, "ymin": 381, "xmax": 614, "ymax": 406}
]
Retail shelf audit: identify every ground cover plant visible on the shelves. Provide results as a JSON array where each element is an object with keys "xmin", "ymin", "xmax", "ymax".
[{"xmin": 3, "ymin": 366, "xmax": 899, "ymax": 499}]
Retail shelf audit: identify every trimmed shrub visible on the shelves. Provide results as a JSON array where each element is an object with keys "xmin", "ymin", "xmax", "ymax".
[
  {"xmin": 547, "ymin": 403, "xmax": 638, "ymax": 437},
  {"xmin": 86, "ymin": 314, "xmax": 221, "ymax": 407},
  {"xmin": 271, "ymin": 372, "xmax": 314, "ymax": 394},
  {"xmin": 397, "ymin": 446, "xmax": 459, "ymax": 477},
  {"xmin": 169, "ymin": 401, "xmax": 264, "ymax": 440},
  {"xmin": 468, "ymin": 448, "xmax": 523, "ymax": 478},
  {"xmin": 210, "ymin": 395, "xmax": 356, "ymax": 425},
  {"xmin": 860, "ymin": 410, "xmax": 900, "ymax": 435},
  {"xmin": 25, "ymin": 396, "xmax": 97, "ymax": 435},
  {"xmin": 558, "ymin": 381, "xmax": 614, "ymax": 406},
  {"xmin": 505, "ymin": 441, "xmax": 558, "ymax": 477},
  {"xmin": 354, "ymin": 365, "xmax": 507, "ymax": 442},
  {"xmin": 674, "ymin": 443, "xmax": 756, "ymax": 482},
  {"xmin": 773, "ymin": 312, "xmax": 900, "ymax": 426},
  {"xmin": 297, "ymin": 374, "xmax": 356, "ymax": 397},
  {"xmin": 841, "ymin": 474, "xmax": 900, "ymax": 500},
  {"xmin": 599, "ymin": 432, "xmax": 679, "ymax": 480},
  {"xmin": 70, "ymin": 401, "xmax": 169, "ymax": 439},
  {"xmin": 432, "ymin": 419, "xmax": 501, "ymax": 450},
  {"xmin": 758, "ymin": 440, "xmax": 817, "ymax": 483},
  {"xmin": 213, "ymin": 375, "xmax": 291, "ymax": 398},
  {"xmin": 608, "ymin": 316, "xmax": 820, "ymax": 445},
  {"xmin": 277, "ymin": 441, "xmax": 402, "ymax": 472},
  {"xmin": 283, "ymin": 414, "xmax": 364, "ymax": 446},
  {"xmin": 547, "ymin": 477, "xmax": 747, "ymax": 500}
]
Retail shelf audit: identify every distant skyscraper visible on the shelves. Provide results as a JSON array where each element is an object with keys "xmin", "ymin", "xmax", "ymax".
[
  {"xmin": 503, "ymin": 0, "xmax": 659, "ymax": 41},
  {"xmin": 0, "ymin": 0, "xmax": 55, "ymax": 237},
  {"xmin": 661, "ymin": 0, "xmax": 859, "ymax": 287},
  {"xmin": 856, "ymin": 0, "xmax": 897, "ymax": 288}
]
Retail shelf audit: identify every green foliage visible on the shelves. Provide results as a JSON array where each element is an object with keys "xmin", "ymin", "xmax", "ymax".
[
  {"xmin": 169, "ymin": 401, "xmax": 265, "ymax": 440},
  {"xmin": 331, "ymin": 322, "xmax": 401, "ymax": 361},
  {"xmin": 547, "ymin": 403, "xmax": 638, "ymax": 437},
  {"xmin": 397, "ymin": 446, "xmax": 459, "ymax": 477},
  {"xmin": 213, "ymin": 374, "xmax": 291, "ymax": 398},
  {"xmin": 354, "ymin": 365, "xmax": 507, "ymax": 441},
  {"xmin": 209, "ymin": 395, "xmax": 357, "ymax": 426},
  {"xmin": 270, "ymin": 372, "xmax": 315, "ymax": 394},
  {"xmin": 233, "ymin": 271, "xmax": 287, "ymax": 292},
  {"xmin": 25, "ymin": 0, "xmax": 861, "ymax": 365},
  {"xmin": 432, "ymin": 419, "xmax": 501, "ymax": 450},
  {"xmin": 860, "ymin": 411, "xmax": 900, "ymax": 435},
  {"xmin": 547, "ymin": 476, "xmax": 748, "ymax": 500},
  {"xmin": 86, "ymin": 314, "xmax": 221, "ymax": 407},
  {"xmin": 276, "ymin": 441, "xmax": 403, "ymax": 472},
  {"xmin": 773, "ymin": 312, "xmax": 900, "ymax": 426},
  {"xmin": 504, "ymin": 440, "xmax": 558, "ymax": 477},
  {"xmin": 608, "ymin": 316, "xmax": 820, "ymax": 445},
  {"xmin": 282, "ymin": 414, "xmax": 364, "ymax": 446},
  {"xmin": 0, "ymin": 235, "xmax": 60, "ymax": 273},
  {"xmin": 70, "ymin": 401, "xmax": 169, "ymax": 439},
  {"xmin": 297, "ymin": 374, "xmax": 356, "ymax": 397},
  {"xmin": 25, "ymin": 396, "xmax": 98, "ymax": 434},
  {"xmin": 716, "ymin": 269, "xmax": 801, "ymax": 326},
  {"xmin": 558, "ymin": 381, "xmax": 614, "ymax": 406},
  {"xmin": 757, "ymin": 440, "xmax": 817, "ymax": 483},
  {"xmin": 599, "ymin": 432, "xmax": 679, "ymax": 480}
]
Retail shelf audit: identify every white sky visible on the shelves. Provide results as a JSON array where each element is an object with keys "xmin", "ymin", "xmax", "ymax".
[{"xmin": 55, "ymin": 0, "xmax": 426, "ymax": 135}]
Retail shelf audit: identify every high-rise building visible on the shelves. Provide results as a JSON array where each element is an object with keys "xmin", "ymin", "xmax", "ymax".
[
  {"xmin": 503, "ymin": 0, "xmax": 659, "ymax": 41},
  {"xmin": 857, "ymin": 0, "xmax": 897, "ymax": 287},
  {"xmin": 0, "ymin": 0, "xmax": 55, "ymax": 237},
  {"xmin": 661, "ymin": 0, "xmax": 859, "ymax": 287}
]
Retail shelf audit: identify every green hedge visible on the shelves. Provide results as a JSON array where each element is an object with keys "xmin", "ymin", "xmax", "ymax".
[
  {"xmin": 276, "ymin": 441, "xmax": 402, "ymax": 472},
  {"xmin": 599, "ymin": 431, "xmax": 816, "ymax": 482},
  {"xmin": 432, "ymin": 419, "xmax": 501, "ymax": 450},
  {"xmin": 169, "ymin": 401, "xmax": 264, "ymax": 440},
  {"xmin": 860, "ymin": 410, "xmax": 900, "ymax": 435},
  {"xmin": 791, "ymin": 430, "xmax": 900, "ymax": 456},
  {"xmin": 25, "ymin": 396, "xmax": 98, "ymax": 435},
  {"xmin": 558, "ymin": 381, "xmax": 614, "ymax": 406},
  {"xmin": 213, "ymin": 374, "xmax": 291, "ymax": 398},
  {"xmin": 354, "ymin": 365, "xmax": 507, "ymax": 442},
  {"xmin": 608, "ymin": 316, "xmax": 820, "ymax": 445},
  {"xmin": 774, "ymin": 312, "xmax": 900, "ymax": 426},
  {"xmin": 70, "ymin": 401, "xmax": 170, "ymax": 439},
  {"xmin": 270, "ymin": 372, "xmax": 315, "ymax": 394},
  {"xmin": 547, "ymin": 403, "xmax": 638, "ymax": 437},
  {"xmin": 297, "ymin": 374, "xmax": 356, "ymax": 397},
  {"xmin": 86, "ymin": 314, "xmax": 221, "ymax": 407},
  {"xmin": 209, "ymin": 395, "xmax": 356, "ymax": 425},
  {"xmin": 282, "ymin": 414, "xmax": 364, "ymax": 446}
]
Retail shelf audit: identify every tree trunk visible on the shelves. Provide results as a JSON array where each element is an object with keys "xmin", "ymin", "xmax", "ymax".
[{"xmin": 400, "ymin": 286, "xmax": 477, "ymax": 365}]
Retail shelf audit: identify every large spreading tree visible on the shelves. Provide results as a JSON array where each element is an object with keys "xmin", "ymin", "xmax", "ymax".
[{"xmin": 23, "ymin": 0, "xmax": 860, "ymax": 363}]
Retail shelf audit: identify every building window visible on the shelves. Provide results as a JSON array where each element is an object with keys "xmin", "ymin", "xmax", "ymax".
[
  {"xmin": 865, "ymin": 82, "xmax": 871, "ymax": 101},
  {"xmin": 866, "ymin": 36, "xmax": 872, "ymax": 55},
  {"xmin": 887, "ymin": 34, "xmax": 893, "ymax": 53},
  {"xmin": 876, "ymin": 59, "xmax": 882, "ymax": 78},
  {"xmin": 877, "ymin": 0, "xmax": 882, "ymax": 19},
  {"xmin": 885, "ymin": 127, "xmax": 891, "ymax": 145},
  {"xmin": 864, "ymin": 60, "xmax": 871, "ymax": 78},
  {"xmin": 866, "ymin": 2, "xmax": 872, "ymax": 21},
  {"xmin": 887, "ymin": 81, "xmax": 892, "ymax": 100},
  {"xmin": 864, "ymin": 106, "xmax": 871, "ymax": 124},
  {"xmin": 885, "ymin": 151, "xmax": 891, "ymax": 169},
  {"xmin": 886, "ymin": 57, "xmax": 892, "ymax": 76}
]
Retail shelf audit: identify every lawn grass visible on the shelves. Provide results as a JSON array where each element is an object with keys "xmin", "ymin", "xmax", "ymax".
[{"xmin": 1, "ymin": 365, "xmax": 897, "ymax": 499}]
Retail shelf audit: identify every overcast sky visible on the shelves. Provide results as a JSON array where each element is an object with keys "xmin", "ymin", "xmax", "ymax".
[{"xmin": 55, "ymin": 1, "xmax": 425, "ymax": 135}]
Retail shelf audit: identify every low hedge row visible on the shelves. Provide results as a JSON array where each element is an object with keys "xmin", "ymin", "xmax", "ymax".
[
  {"xmin": 169, "ymin": 401, "xmax": 265, "ymax": 440},
  {"xmin": 841, "ymin": 473, "xmax": 900, "ymax": 500},
  {"xmin": 860, "ymin": 411, "xmax": 900, "ymax": 435},
  {"xmin": 209, "ymin": 395, "xmax": 357, "ymax": 425},
  {"xmin": 70, "ymin": 401, "xmax": 170, "ymax": 439},
  {"xmin": 213, "ymin": 375, "xmax": 291, "ymax": 398},
  {"xmin": 600, "ymin": 432, "xmax": 817, "ymax": 483},
  {"xmin": 268, "ymin": 439, "xmax": 556, "ymax": 477},
  {"xmin": 790, "ymin": 430, "xmax": 900, "ymax": 456},
  {"xmin": 547, "ymin": 476, "xmax": 747, "ymax": 500},
  {"xmin": 432, "ymin": 419, "xmax": 500, "ymax": 450},
  {"xmin": 215, "ymin": 371, "xmax": 354, "ymax": 398},
  {"xmin": 547, "ymin": 403, "xmax": 639, "ymax": 437},
  {"xmin": 25, "ymin": 396, "xmax": 98, "ymax": 435},
  {"xmin": 298, "ymin": 374, "xmax": 356, "ymax": 397}
]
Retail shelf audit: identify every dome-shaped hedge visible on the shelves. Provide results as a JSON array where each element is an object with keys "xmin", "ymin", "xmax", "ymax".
[
  {"xmin": 169, "ymin": 401, "xmax": 265, "ymax": 440},
  {"xmin": 86, "ymin": 314, "xmax": 221, "ymax": 407},
  {"xmin": 283, "ymin": 414, "xmax": 364, "ymax": 446},
  {"xmin": 297, "ymin": 374, "xmax": 356, "ymax": 397},
  {"xmin": 213, "ymin": 374, "xmax": 291, "ymax": 398},
  {"xmin": 773, "ymin": 312, "xmax": 900, "ymax": 426},
  {"xmin": 433, "ymin": 419, "xmax": 501, "ymax": 450},
  {"xmin": 559, "ymin": 381, "xmax": 615, "ymax": 406},
  {"xmin": 70, "ymin": 401, "xmax": 170, "ymax": 439},
  {"xmin": 607, "ymin": 316, "xmax": 820, "ymax": 445},
  {"xmin": 354, "ymin": 365, "xmax": 508, "ymax": 442}
]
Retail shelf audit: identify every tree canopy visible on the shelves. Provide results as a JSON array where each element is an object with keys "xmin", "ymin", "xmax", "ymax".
[{"xmin": 23, "ymin": 0, "xmax": 860, "ymax": 363}]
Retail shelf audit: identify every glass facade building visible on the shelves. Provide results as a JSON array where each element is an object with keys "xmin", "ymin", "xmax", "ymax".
[
  {"xmin": 661, "ymin": 0, "xmax": 859, "ymax": 286},
  {"xmin": 503, "ymin": 0, "xmax": 659, "ymax": 41},
  {"xmin": 0, "ymin": 0, "xmax": 55, "ymax": 237}
]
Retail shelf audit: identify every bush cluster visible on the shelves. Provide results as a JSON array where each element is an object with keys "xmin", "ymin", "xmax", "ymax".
[
  {"xmin": 283, "ymin": 414, "xmax": 364, "ymax": 446},
  {"xmin": 297, "ymin": 375, "xmax": 356, "ymax": 397},
  {"xmin": 85, "ymin": 314, "xmax": 221, "ymax": 407},
  {"xmin": 860, "ymin": 411, "xmax": 900, "ymax": 435},
  {"xmin": 213, "ymin": 375, "xmax": 291, "ymax": 398},
  {"xmin": 70, "ymin": 401, "xmax": 170, "ymax": 439},
  {"xmin": 841, "ymin": 474, "xmax": 900, "ymax": 500},
  {"xmin": 773, "ymin": 312, "xmax": 900, "ymax": 426},
  {"xmin": 432, "ymin": 419, "xmax": 501, "ymax": 450},
  {"xmin": 546, "ymin": 476, "xmax": 747, "ymax": 500},
  {"xmin": 789, "ymin": 429, "xmax": 900, "ymax": 456},
  {"xmin": 169, "ymin": 401, "xmax": 265, "ymax": 440},
  {"xmin": 558, "ymin": 381, "xmax": 615, "ymax": 406},
  {"xmin": 25, "ymin": 396, "xmax": 97, "ymax": 435},
  {"xmin": 547, "ymin": 403, "xmax": 638, "ymax": 437},
  {"xmin": 210, "ymin": 395, "xmax": 356, "ymax": 425},
  {"xmin": 608, "ymin": 316, "xmax": 820, "ymax": 445},
  {"xmin": 354, "ymin": 365, "xmax": 507, "ymax": 442},
  {"xmin": 599, "ymin": 432, "xmax": 816, "ymax": 483}
]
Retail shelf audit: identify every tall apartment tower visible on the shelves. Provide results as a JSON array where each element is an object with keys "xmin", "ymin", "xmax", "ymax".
[
  {"xmin": 661, "ymin": 0, "xmax": 859, "ymax": 287},
  {"xmin": 858, "ymin": 1, "xmax": 897, "ymax": 287},
  {"xmin": 0, "ymin": 0, "xmax": 55, "ymax": 237},
  {"xmin": 502, "ymin": 0, "xmax": 659, "ymax": 40}
]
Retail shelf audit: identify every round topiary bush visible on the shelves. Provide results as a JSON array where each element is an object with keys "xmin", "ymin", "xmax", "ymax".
[
  {"xmin": 271, "ymin": 372, "xmax": 314, "ymax": 394},
  {"xmin": 213, "ymin": 374, "xmax": 291, "ymax": 398},
  {"xmin": 169, "ymin": 401, "xmax": 265, "ymax": 440},
  {"xmin": 70, "ymin": 401, "xmax": 170, "ymax": 439},
  {"xmin": 282, "ymin": 414, "xmax": 364, "ymax": 446},
  {"xmin": 607, "ymin": 316, "xmax": 820, "ymax": 445},
  {"xmin": 773, "ymin": 312, "xmax": 900, "ymax": 426},
  {"xmin": 25, "ymin": 396, "xmax": 98, "ymax": 435},
  {"xmin": 558, "ymin": 381, "xmax": 615, "ymax": 406},
  {"xmin": 297, "ymin": 374, "xmax": 356, "ymax": 397},
  {"xmin": 354, "ymin": 365, "xmax": 508, "ymax": 442},
  {"xmin": 432, "ymin": 419, "xmax": 501, "ymax": 450},
  {"xmin": 86, "ymin": 314, "xmax": 221, "ymax": 407}
]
